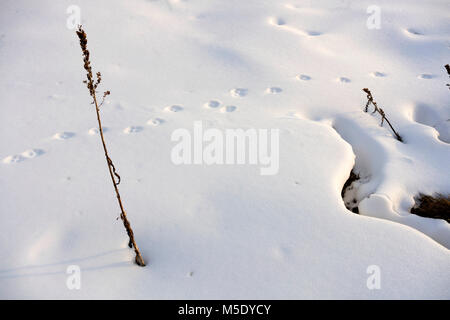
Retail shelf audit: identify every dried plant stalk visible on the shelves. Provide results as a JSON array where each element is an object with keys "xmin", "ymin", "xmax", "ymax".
[
  {"xmin": 362, "ymin": 88, "xmax": 403, "ymax": 142},
  {"xmin": 445, "ymin": 64, "xmax": 450, "ymax": 90},
  {"xmin": 76, "ymin": 26, "xmax": 146, "ymax": 266}
]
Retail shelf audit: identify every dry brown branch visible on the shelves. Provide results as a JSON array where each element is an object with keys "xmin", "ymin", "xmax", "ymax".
[
  {"xmin": 445, "ymin": 64, "xmax": 450, "ymax": 90},
  {"xmin": 362, "ymin": 88, "xmax": 403, "ymax": 142},
  {"xmin": 76, "ymin": 26, "xmax": 146, "ymax": 267}
]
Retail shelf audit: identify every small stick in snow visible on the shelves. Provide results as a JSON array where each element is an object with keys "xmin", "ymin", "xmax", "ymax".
[
  {"xmin": 76, "ymin": 26, "xmax": 146, "ymax": 267},
  {"xmin": 445, "ymin": 64, "xmax": 450, "ymax": 90},
  {"xmin": 362, "ymin": 88, "xmax": 403, "ymax": 142}
]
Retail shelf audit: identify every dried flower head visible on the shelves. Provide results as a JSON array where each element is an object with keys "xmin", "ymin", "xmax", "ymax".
[{"xmin": 76, "ymin": 25, "xmax": 95, "ymax": 97}]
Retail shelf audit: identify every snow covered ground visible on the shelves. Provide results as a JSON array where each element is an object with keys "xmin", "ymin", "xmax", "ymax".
[{"xmin": 0, "ymin": 0, "xmax": 449, "ymax": 299}]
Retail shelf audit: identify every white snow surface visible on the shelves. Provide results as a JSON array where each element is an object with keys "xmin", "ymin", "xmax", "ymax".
[{"xmin": 0, "ymin": 0, "xmax": 449, "ymax": 299}]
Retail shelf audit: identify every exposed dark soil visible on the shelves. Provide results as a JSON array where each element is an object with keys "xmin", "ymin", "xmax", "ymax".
[
  {"xmin": 411, "ymin": 194, "xmax": 450, "ymax": 223},
  {"xmin": 341, "ymin": 170, "xmax": 360, "ymax": 214}
]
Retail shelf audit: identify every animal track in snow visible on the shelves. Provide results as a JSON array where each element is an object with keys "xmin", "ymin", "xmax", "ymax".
[
  {"xmin": 306, "ymin": 31, "xmax": 322, "ymax": 36},
  {"xmin": 230, "ymin": 88, "xmax": 248, "ymax": 98},
  {"xmin": 3, "ymin": 149, "xmax": 44, "ymax": 164},
  {"xmin": 123, "ymin": 126, "xmax": 143, "ymax": 134},
  {"xmin": 337, "ymin": 77, "xmax": 351, "ymax": 83},
  {"xmin": 370, "ymin": 72, "xmax": 386, "ymax": 78},
  {"xmin": 220, "ymin": 105, "xmax": 237, "ymax": 113},
  {"xmin": 52, "ymin": 132, "xmax": 75, "ymax": 140},
  {"xmin": 147, "ymin": 118, "xmax": 165, "ymax": 126},
  {"xmin": 404, "ymin": 28, "xmax": 423, "ymax": 36},
  {"xmin": 418, "ymin": 74, "xmax": 435, "ymax": 80},
  {"xmin": 165, "ymin": 105, "xmax": 183, "ymax": 112},
  {"xmin": 21, "ymin": 149, "xmax": 45, "ymax": 158},
  {"xmin": 266, "ymin": 87, "xmax": 282, "ymax": 94},
  {"xmin": 296, "ymin": 74, "xmax": 311, "ymax": 81},
  {"xmin": 3, "ymin": 154, "xmax": 25, "ymax": 164},
  {"xmin": 269, "ymin": 17, "xmax": 286, "ymax": 26},
  {"xmin": 88, "ymin": 127, "xmax": 108, "ymax": 135},
  {"xmin": 269, "ymin": 17, "xmax": 322, "ymax": 37},
  {"xmin": 204, "ymin": 100, "xmax": 221, "ymax": 109},
  {"xmin": 270, "ymin": 245, "xmax": 292, "ymax": 261}
]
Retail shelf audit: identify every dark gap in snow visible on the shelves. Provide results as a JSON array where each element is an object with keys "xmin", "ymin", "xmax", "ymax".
[
  {"xmin": 341, "ymin": 169, "xmax": 360, "ymax": 214},
  {"xmin": 411, "ymin": 194, "xmax": 450, "ymax": 223}
]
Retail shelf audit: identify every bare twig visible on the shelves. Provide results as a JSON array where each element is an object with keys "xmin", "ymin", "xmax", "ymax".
[
  {"xmin": 76, "ymin": 26, "xmax": 146, "ymax": 267},
  {"xmin": 362, "ymin": 88, "xmax": 403, "ymax": 142},
  {"xmin": 445, "ymin": 64, "xmax": 450, "ymax": 90}
]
